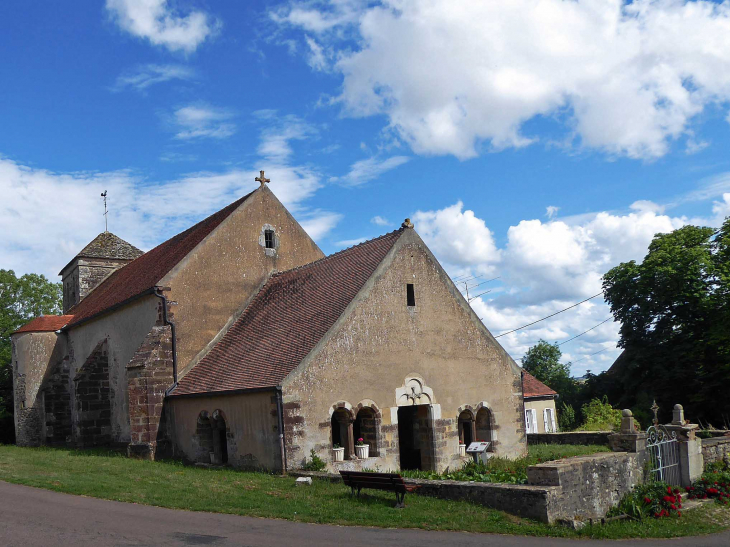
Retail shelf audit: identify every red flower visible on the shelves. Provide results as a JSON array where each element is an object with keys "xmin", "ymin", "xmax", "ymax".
[
  {"xmin": 670, "ymin": 504, "xmax": 677, "ymax": 510},
  {"xmin": 677, "ymin": 511, "xmax": 682, "ymax": 517},
  {"xmin": 673, "ymin": 488, "xmax": 680, "ymax": 494},
  {"xmin": 644, "ymin": 497, "xmax": 652, "ymax": 504},
  {"xmin": 667, "ymin": 486, "xmax": 673, "ymax": 494}
]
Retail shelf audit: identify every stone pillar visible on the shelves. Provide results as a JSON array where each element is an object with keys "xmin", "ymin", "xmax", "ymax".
[
  {"xmin": 608, "ymin": 410, "xmax": 647, "ymax": 453},
  {"xmin": 665, "ymin": 405, "xmax": 703, "ymax": 487}
]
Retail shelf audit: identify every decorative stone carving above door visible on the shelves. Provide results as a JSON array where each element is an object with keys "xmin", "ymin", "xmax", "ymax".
[{"xmin": 395, "ymin": 374, "xmax": 434, "ymax": 406}]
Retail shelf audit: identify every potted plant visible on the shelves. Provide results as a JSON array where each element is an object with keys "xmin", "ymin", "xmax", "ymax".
[
  {"xmin": 355, "ymin": 438, "xmax": 369, "ymax": 459},
  {"xmin": 332, "ymin": 444, "xmax": 344, "ymax": 462},
  {"xmin": 459, "ymin": 443, "xmax": 466, "ymax": 457}
]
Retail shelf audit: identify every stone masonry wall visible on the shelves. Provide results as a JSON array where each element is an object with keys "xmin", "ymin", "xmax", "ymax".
[
  {"xmin": 43, "ymin": 356, "xmax": 72, "ymax": 445},
  {"xmin": 74, "ymin": 340, "xmax": 111, "ymax": 447},
  {"xmin": 702, "ymin": 437, "xmax": 730, "ymax": 467},
  {"xmin": 126, "ymin": 324, "xmax": 174, "ymax": 460},
  {"xmin": 527, "ymin": 432, "xmax": 611, "ymax": 446}
]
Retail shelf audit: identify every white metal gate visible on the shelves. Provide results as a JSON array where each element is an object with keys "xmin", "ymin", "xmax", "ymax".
[{"xmin": 646, "ymin": 424, "xmax": 680, "ymax": 485}]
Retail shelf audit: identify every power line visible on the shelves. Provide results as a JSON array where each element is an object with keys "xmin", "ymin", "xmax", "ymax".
[
  {"xmin": 557, "ymin": 318, "xmax": 612, "ymax": 346},
  {"xmin": 493, "ymin": 292, "xmax": 603, "ymax": 339},
  {"xmin": 571, "ymin": 347, "xmax": 611, "ymax": 364}
]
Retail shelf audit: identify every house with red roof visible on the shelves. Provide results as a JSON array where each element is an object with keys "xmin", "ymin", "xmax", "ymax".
[
  {"xmin": 11, "ymin": 178, "xmax": 526, "ymax": 472},
  {"xmin": 522, "ymin": 371, "xmax": 558, "ymax": 434}
]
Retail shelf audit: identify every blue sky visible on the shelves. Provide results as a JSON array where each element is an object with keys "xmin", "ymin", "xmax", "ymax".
[{"xmin": 2, "ymin": 0, "xmax": 730, "ymax": 376}]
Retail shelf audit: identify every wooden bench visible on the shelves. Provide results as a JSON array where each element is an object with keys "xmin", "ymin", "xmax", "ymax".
[{"xmin": 339, "ymin": 470, "xmax": 421, "ymax": 508}]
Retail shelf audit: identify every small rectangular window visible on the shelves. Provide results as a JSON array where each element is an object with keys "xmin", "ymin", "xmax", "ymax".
[
  {"xmin": 264, "ymin": 229, "xmax": 275, "ymax": 249},
  {"xmin": 406, "ymin": 283, "xmax": 416, "ymax": 307}
]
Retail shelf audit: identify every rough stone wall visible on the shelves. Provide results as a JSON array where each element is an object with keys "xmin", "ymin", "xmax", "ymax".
[
  {"xmin": 282, "ymin": 230, "xmax": 525, "ymax": 473},
  {"xmin": 527, "ymin": 432, "xmax": 611, "ymax": 446},
  {"xmin": 167, "ymin": 391, "xmax": 281, "ymax": 470},
  {"xmin": 62, "ymin": 257, "xmax": 134, "ymax": 313},
  {"xmin": 528, "ymin": 451, "xmax": 646, "ymax": 522},
  {"xmin": 74, "ymin": 339, "xmax": 112, "ymax": 447},
  {"xmin": 162, "ymin": 186, "xmax": 325, "ymax": 379},
  {"xmin": 11, "ymin": 331, "xmax": 67, "ymax": 446},
  {"xmin": 126, "ymin": 324, "xmax": 174, "ymax": 459},
  {"xmin": 43, "ymin": 356, "xmax": 72, "ymax": 445},
  {"xmin": 702, "ymin": 437, "xmax": 730, "ymax": 467}
]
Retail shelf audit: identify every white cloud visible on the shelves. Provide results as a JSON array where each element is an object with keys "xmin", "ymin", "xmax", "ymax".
[
  {"xmin": 545, "ymin": 205, "xmax": 559, "ymax": 219},
  {"xmin": 335, "ymin": 237, "xmax": 368, "ymax": 247},
  {"xmin": 305, "ymin": 36, "xmax": 328, "ymax": 71},
  {"xmin": 277, "ymin": 0, "xmax": 730, "ymax": 160},
  {"xmin": 371, "ymin": 215, "xmax": 390, "ymax": 226},
  {"xmin": 298, "ymin": 211, "xmax": 344, "ymax": 240},
  {"xmin": 334, "ymin": 155, "xmax": 410, "ymax": 186},
  {"xmin": 171, "ymin": 104, "xmax": 236, "ymax": 140},
  {"xmin": 113, "ymin": 64, "xmax": 196, "ymax": 91},
  {"xmin": 412, "ymin": 201, "xmax": 501, "ymax": 271},
  {"xmin": 712, "ymin": 193, "xmax": 730, "ymax": 224},
  {"xmin": 256, "ymin": 116, "xmax": 316, "ymax": 162},
  {"xmin": 106, "ymin": 0, "xmax": 219, "ymax": 53}
]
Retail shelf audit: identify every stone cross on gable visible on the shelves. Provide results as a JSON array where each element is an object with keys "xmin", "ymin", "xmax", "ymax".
[{"xmin": 255, "ymin": 170, "xmax": 270, "ymax": 187}]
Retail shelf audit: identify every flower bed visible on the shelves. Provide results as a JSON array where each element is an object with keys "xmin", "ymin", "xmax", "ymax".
[
  {"xmin": 608, "ymin": 483, "xmax": 683, "ymax": 520},
  {"xmin": 687, "ymin": 470, "xmax": 730, "ymax": 506}
]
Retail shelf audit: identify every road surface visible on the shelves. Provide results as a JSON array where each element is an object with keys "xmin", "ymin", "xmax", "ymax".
[{"xmin": 1, "ymin": 481, "xmax": 729, "ymax": 546}]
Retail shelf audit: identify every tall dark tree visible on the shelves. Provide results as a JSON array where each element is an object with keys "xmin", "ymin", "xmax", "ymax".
[
  {"xmin": 600, "ymin": 218, "xmax": 730, "ymax": 424},
  {"xmin": 0, "ymin": 269, "xmax": 62, "ymax": 443}
]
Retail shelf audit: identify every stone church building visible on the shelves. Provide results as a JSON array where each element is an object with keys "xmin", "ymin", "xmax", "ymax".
[{"xmin": 12, "ymin": 178, "xmax": 527, "ymax": 472}]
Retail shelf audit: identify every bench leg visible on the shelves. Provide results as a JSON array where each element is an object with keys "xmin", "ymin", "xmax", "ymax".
[
  {"xmin": 395, "ymin": 492, "xmax": 405, "ymax": 509},
  {"xmin": 357, "ymin": 487, "xmax": 362, "ymax": 497}
]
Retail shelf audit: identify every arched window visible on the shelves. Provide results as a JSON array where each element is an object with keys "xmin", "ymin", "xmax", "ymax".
[
  {"xmin": 211, "ymin": 410, "xmax": 229, "ymax": 464},
  {"xmin": 353, "ymin": 407, "xmax": 379, "ymax": 457},
  {"xmin": 476, "ymin": 407, "xmax": 494, "ymax": 450},
  {"xmin": 458, "ymin": 410, "xmax": 475, "ymax": 446},
  {"xmin": 331, "ymin": 408, "xmax": 353, "ymax": 459}
]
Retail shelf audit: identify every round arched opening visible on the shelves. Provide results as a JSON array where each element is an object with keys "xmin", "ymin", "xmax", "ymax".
[
  {"xmin": 458, "ymin": 410, "xmax": 475, "ymax": 446},
  {"xmin": 353, "ymin": 407, "xmax": 379, "ymax": 457},
  {"xmin": 211, "ymin": 409, "xmax": 229, "ymax": 464},
  {"xmin": 476, "ymin": 407, "xmax": 494, "ymax": 449}
]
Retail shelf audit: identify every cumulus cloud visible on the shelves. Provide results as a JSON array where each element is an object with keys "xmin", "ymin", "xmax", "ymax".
[
  {"xmin": 106, "ymin": 0, "xmax": 219, "ymax": 53},
  {"xmin": 171, "ymin": 104, "xmax": 236, "ymax": 140},
  {"xmin": 371, "ymin": 215, "xmax": 390, "ymax": 226},
  {"xmin": 113, "ymin": 64, "xmax": 196, "ymax": 91},
  {"xmin": 276, "ymin": 0, "xmax": 730, "ymax": 160},
  {"xmin": 713, "ymin": 193, "xmax": 730, "ymax": 224},
  {"xmin": 334, "ymin": 155, "xmax": 410, "ymax": 186}
]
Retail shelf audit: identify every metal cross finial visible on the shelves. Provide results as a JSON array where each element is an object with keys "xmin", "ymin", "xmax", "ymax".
[
  {"xmin": 255, "ymin": 170, "xmax": 270, "ymax": 187},
  {"xmin": 651, "ymin": 400, "xmax": 659, "ymax": 426},
  {"xmin": 100, "ymin": 190, "xmax": 108, "ymax": 232}
]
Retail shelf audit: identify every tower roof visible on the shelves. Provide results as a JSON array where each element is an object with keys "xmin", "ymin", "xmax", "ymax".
[{"xmin": 59, "ymin": 232, "xmax": 143, "ymax": 275}]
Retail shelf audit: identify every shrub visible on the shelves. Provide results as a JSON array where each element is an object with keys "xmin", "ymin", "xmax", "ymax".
[
  {"xmin": 301, "ymin": 449, "xmax": 327, "ymax": 472},
  {"xmin": 687, "ymin": 470, "xmax": 730, "ymax": 506},
  {"xmin": 578, "ymin": 396, "xmax": 622, "ymax": 431},
  {"xmin": 609, "ymin": 482, "xmax": 683, "ymax": 520},
  {"xmin": 558, "ymin": 402, "xmax": 576, "ymax": 431}
]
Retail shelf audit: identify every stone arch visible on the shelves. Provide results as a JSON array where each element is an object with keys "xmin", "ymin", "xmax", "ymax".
[
  {"xmin": 475, "ymin": 402, "xmax": 496, "ymax": 450},
  {"xmin": 457, "ymin": 407, "xmax": 476, "ymax": 447},
  {"xmin": 210, "ymin": 409, "xmax": 229, "ymax": 465},
  {"xmin": 331, "ymin": 407, "xmax": 354, "ymax": 460},
  {"xmin": 395, "ymin": 374, "xmax": 434, "ymax": 406},
  {"xmin": 354, "ymin": 400, "xmax": 382, "ymax": 457},
  {"xmin": 328, "ymin": 400, "xmax": 355, "ymax": 420},
  {"xmin": 195, "ymin": 410, "xmax": 214, "ymax": 462}
]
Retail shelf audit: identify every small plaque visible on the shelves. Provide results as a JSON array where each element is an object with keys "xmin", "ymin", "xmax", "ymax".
[{"xmin": 466, "ymin": 441, "xmax": 490, "ymax": 453}]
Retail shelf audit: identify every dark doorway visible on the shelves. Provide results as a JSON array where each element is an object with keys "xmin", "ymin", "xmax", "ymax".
[
  {"xmin": 397, "ymin": 405, "xmax": 435, "ymax": 471},
  {"xmin": 211, "ymin": 410, "xmax": 228, "ymax": 465}
]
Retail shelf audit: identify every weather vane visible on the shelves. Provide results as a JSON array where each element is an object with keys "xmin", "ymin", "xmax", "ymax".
[{"xmin": 101, "ymin": 190, "xmax": 108, "ymax": 232}]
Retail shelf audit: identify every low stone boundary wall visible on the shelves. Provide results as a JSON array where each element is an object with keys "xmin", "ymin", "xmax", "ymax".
[
  {"xmin": 702, "ymin": 436, "xmax": 730, "ymax": 466},
  {"xmin": 292, "ymin": 450, "xmax": 643, "ymax": 524},
  {"xmin": 527, "ymin": 431, "xmax": 611, "ymax": 446}
]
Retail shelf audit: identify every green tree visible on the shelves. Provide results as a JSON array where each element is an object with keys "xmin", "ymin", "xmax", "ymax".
[
  {"xmin": 0, "ymin": 270, "xmax": 62, "ymax": 443},
  {"xmin": 521, "ymin": 340, "xmax": 580, "ymax": 429},
  {"xmin": 600, "ymin": 218, "xmax": 730, "ymax": 423}
]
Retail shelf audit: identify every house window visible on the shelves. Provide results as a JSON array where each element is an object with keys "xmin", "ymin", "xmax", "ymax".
[
  {"xmin": 525, "ymin": 408, "xmax": 538, "ymax": 434},
  {"xmin": 458, "ymin": 410, "xmax": 475, "ymax": 446},
  {"xmin": 544, "ymin": 408, "xmax": 556, "ymax": 433},
  {"xmin": 264, "ymin": 229, "xmax": 275, "ymax": 249},
  {"xmin": 406, "ymin": 284, "xmax": 416, "ymax": 307}
]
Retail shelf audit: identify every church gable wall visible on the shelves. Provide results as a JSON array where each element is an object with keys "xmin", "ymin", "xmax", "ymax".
[
  {"xmin": 66, "ymin": 295, "xmax": 159, "ymax": 444},
  {"xmin": 167, "ymin": 391, "xmax": 281, "ymax": 470},
  {"xmin": 161, "ymin": 187, "xmax": 325, "ymax": 379},
  {"xmin": 282, "ymin": 232, "xmax": 525, "ymax": 472}
]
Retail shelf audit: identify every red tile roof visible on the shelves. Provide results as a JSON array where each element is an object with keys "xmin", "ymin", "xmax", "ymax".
[
  {"xmin": 522, "ymin": 371, "xmax": 557, "ymax": 398},
  {"xmin": 13, "ymin": 315, "xmax": 74, "ymax": 334},
  {"xmin": 65, "ymin": 192, "xmax": 254, "ymax": 328},
  {"xmin": 172, "ymin": 229, "xmax": 404, "ymax": 396}
]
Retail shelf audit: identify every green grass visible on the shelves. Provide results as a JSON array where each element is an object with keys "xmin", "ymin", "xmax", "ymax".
[
  {"xmin": 0, "ymin": 444, "xmax": 728, "ymax": 539},
  {"xmin": 399, "ymin": 444, "xmax": 612, "ymax": 484}
]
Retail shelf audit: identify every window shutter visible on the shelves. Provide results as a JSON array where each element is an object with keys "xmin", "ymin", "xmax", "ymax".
[
  {"xmin": 550, "ymin": 408, "xmax": 557, "ymax": 432},
  {"xmin": 543, "ymin": 409, "xmax": 549, "ymax": 433},
  {"xmin": 531, "ymin": 409, "xmax": 538, "ymax": 433},
  {"xmin": 525, "ymin": 409, "xmax": 531, "ymax": 433}
]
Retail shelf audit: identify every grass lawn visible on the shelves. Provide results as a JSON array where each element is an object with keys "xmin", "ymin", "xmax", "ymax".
[{"xmin": 0, "ymin": 444, "xmax": 729, "ymax": 540}]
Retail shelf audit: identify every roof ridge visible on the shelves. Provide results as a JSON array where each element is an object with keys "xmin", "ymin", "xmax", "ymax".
[{"xmin": 271, "ymin": 228, "xmax": 404, "ymax": 279}]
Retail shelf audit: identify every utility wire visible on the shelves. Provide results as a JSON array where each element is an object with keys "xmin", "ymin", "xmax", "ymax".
[
  {"xmin": 571, "ymin": 347, "xmax": 610, "ymax": 364},
  {"xmin": 557, "ymin": 318, "xmax": 612, "ymax": 346},
  {"xmin": 493, "ymin": 292, "xmax": 603, "ymax": 339}
]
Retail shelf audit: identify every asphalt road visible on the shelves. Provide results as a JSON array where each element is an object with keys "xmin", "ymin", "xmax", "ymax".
[{"xmin": 2, "ymin": 481, "xmax": 730, "ymax": 547}]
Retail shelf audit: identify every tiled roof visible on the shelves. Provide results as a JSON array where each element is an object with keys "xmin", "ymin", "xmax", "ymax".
[
  {"xmin": 522, "ymin": 371, "xmax": 557, "ymax": 398},
  {"xmin": 65, "ymin": 192, "xmax": 254, "ymax": 329},
  {"xmin": 59, "ymin": 232, "xmax": 143, "ymax": 275},
  {"xmin": 13, "ymin": 315, "xmax": 74, "ymax": 334},
  {"xmin": 172, "ymin": 229, "xmax": 404, "ymax": 396}
]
